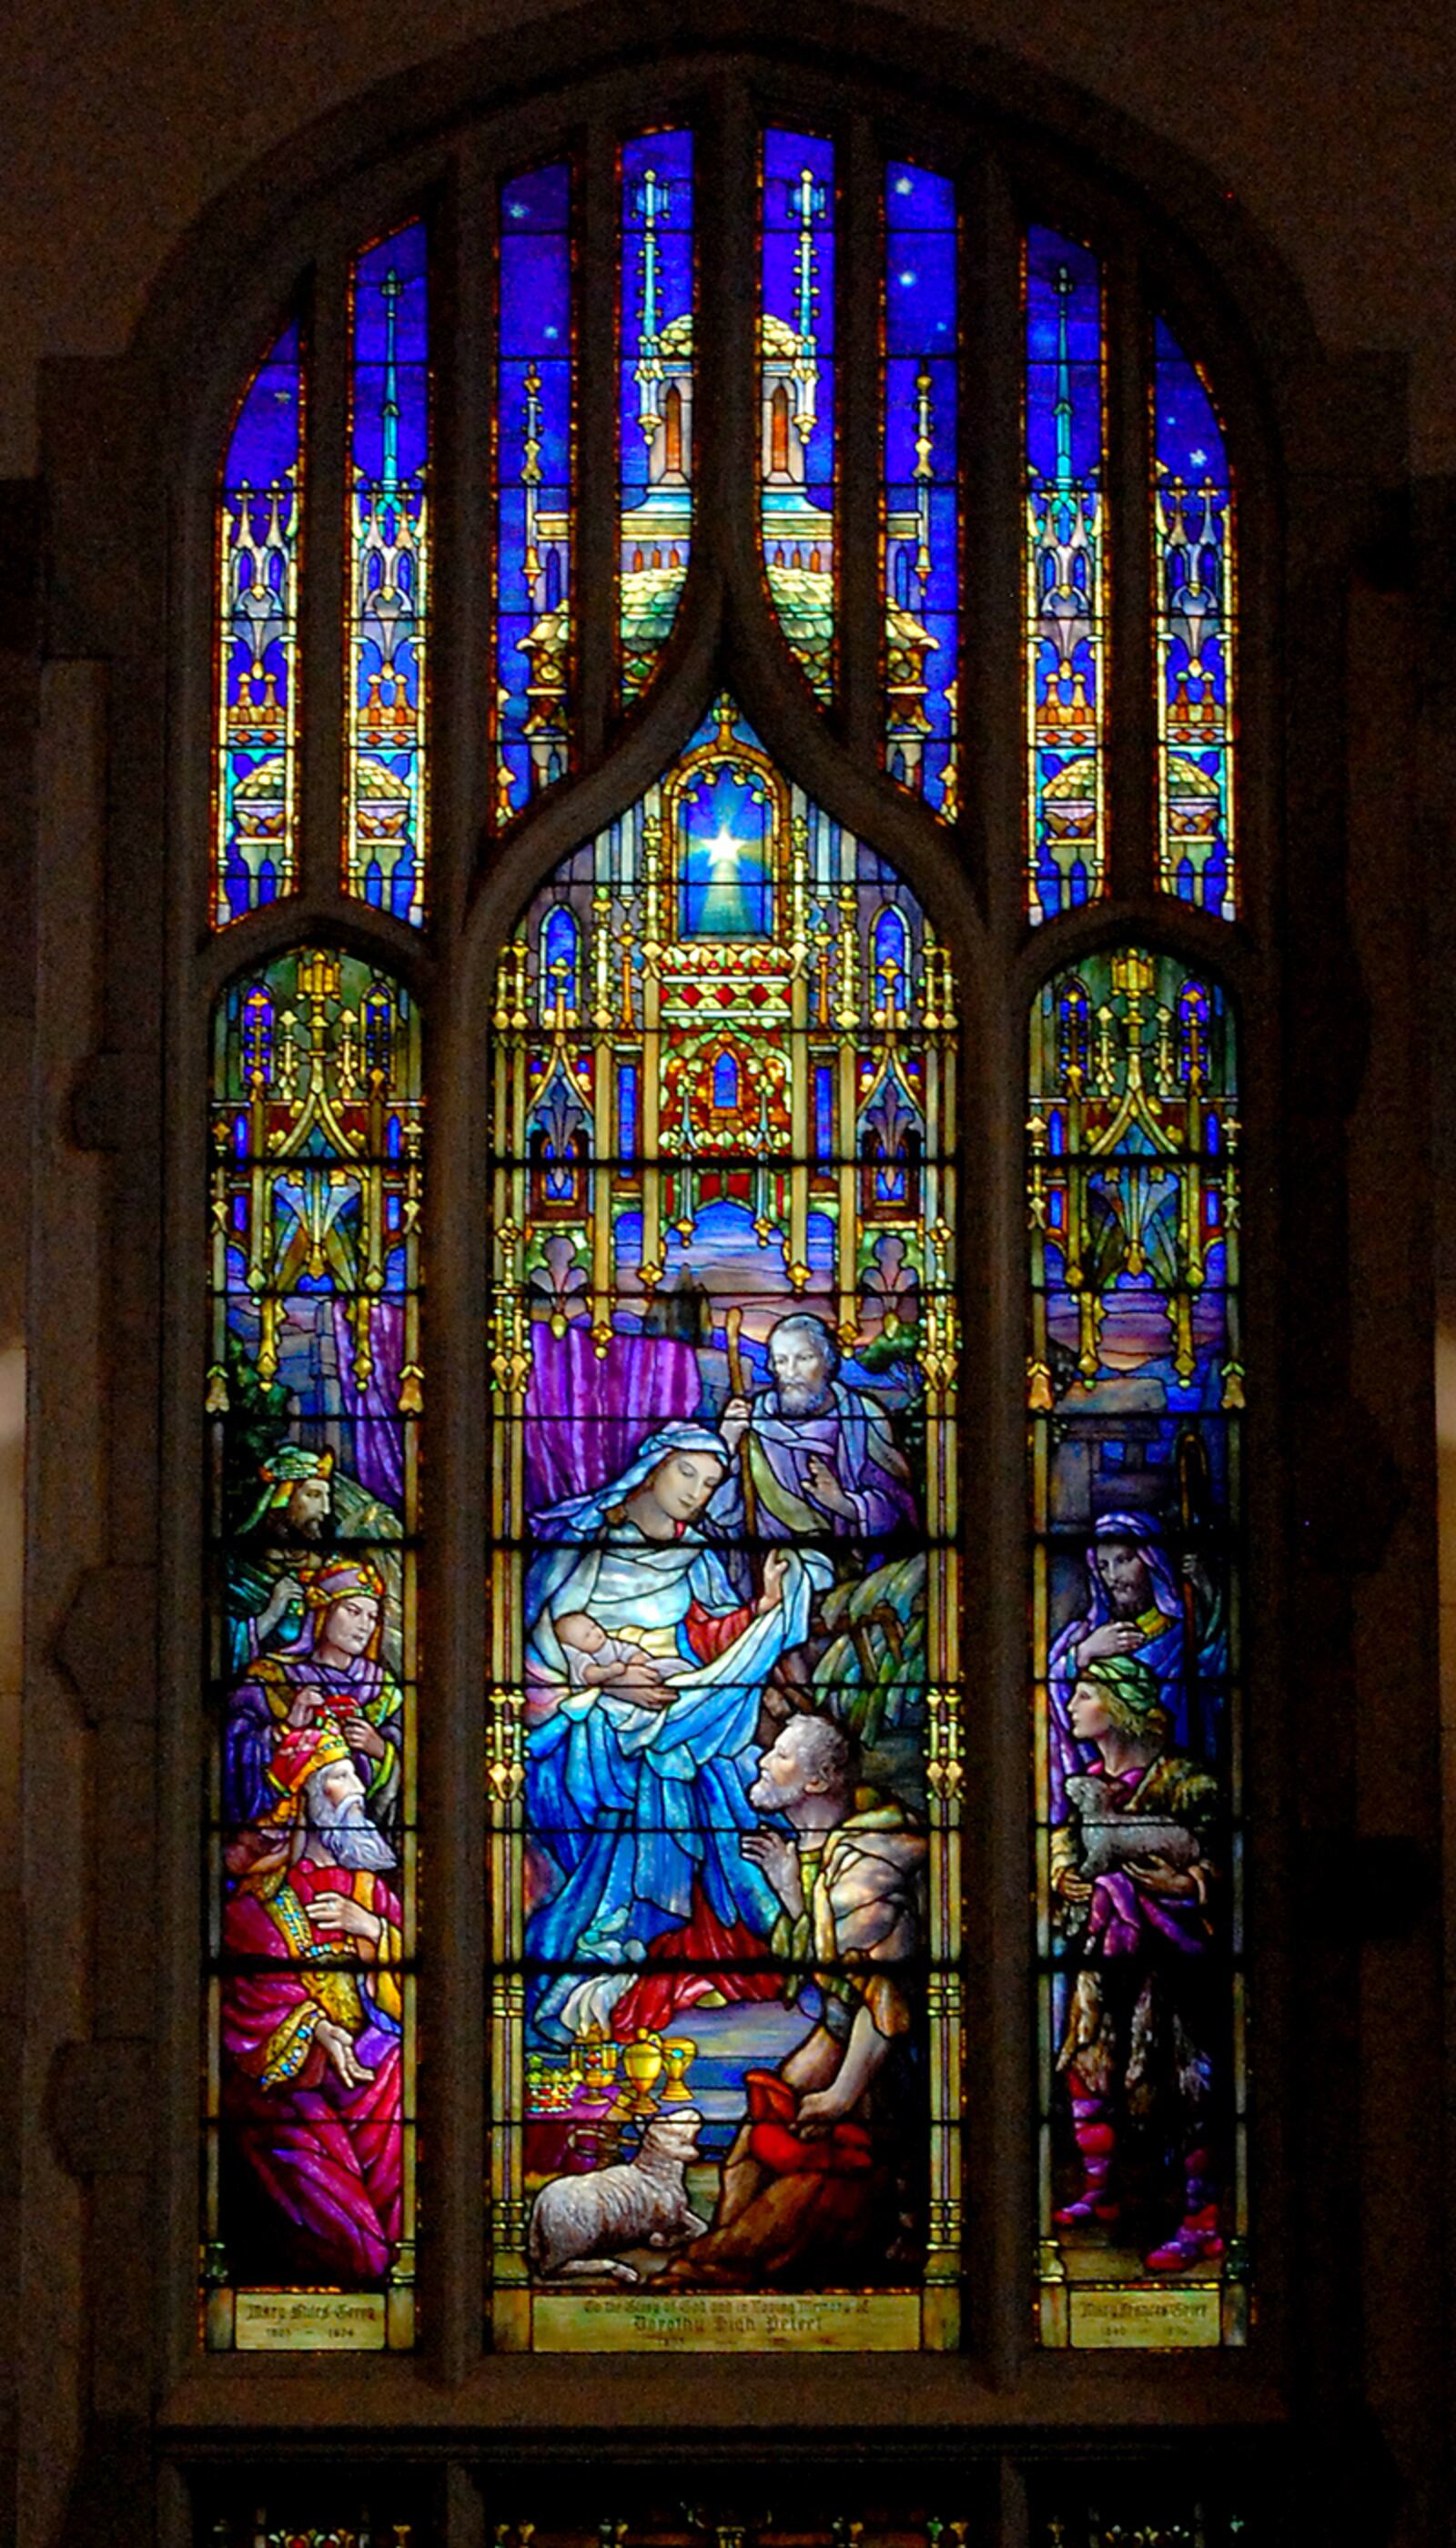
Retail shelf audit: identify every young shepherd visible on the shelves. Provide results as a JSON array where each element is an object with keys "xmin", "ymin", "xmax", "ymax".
[{"xmin": 529, "ymin": 2108, "xmax": 710, "ymax": 2284}]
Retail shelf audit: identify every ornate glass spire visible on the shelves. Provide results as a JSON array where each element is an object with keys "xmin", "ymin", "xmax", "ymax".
[
  {"xmin": 760, "ymin": 128, "xmax": 836, "ymax": 698},
  {"xmin": 1026, "ymin": 228, "xmax": 1107, "ymax": 920},
  {"xmin": 620, "ymin": 130, "xmax": 694, "ymax": 700},
  {"xmin": 884, "ymin": 160, "xmax": 959, "ymax": 817},
  {"xmin": 495, "ymin": 162, "xmax": 575, "ymax": 819},
  {"xmin": 213, "ymin": 319, "xmax": 303, "ymax": 926},
  {"xmin": 345, "ymin": 221, "xmax": 430, "ymax": 925},
  {"xmin": 1154, "ymin": 319, "xmax": 1238, "ymax": 916}
]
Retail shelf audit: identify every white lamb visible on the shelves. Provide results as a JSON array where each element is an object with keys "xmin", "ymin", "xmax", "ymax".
[{"xmin": 529, "ymin": 2108, "xmax": 710, "ymax": 2285}]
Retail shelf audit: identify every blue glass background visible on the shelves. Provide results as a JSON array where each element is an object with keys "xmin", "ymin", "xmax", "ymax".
[
  {"xmin": 885, "ymin": 162, "xmax": 958, "ymax": 814},
  {"xmin": 678, "ymin": 764, "xmax": 774, "ymax": 938},
  {"xmin": 225, "ymin": 321, "xmax": 301, "ymax": 490},
  {"xmin": 1154, "ymin": 318, "xmax": 1229, "ymax": 488},
  {"xmin": 497, "ymin": 164, "xmax": 574, "ymax": 816},
  {"xmin": 1026, "ymin": 227, "xmax": 1102, "ymax": 485},
  {"xmin": 1026, "ymin": 227, "xmax": 1105, "ymax": 924},
  {"xmin": 1154, "ymin": 318, "xmax": 1234, "ymax": 917},
  {"xmin": 349, "ymin": 220, "xmax": 429, "ymax": 924}
]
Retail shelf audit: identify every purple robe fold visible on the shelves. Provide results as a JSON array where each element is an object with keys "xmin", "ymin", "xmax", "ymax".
[{"xmin": 524, "ymin": 1326, "xmax": 701, "ymax": 1512}]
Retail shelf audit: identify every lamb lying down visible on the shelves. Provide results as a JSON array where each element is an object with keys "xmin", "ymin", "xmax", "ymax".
[{"xmin": 530, "ymin": 2108, "xmax": 710, "ymax": 2285}]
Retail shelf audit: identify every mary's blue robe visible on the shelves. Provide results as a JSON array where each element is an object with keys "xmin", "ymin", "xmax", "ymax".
[{"xmin": 522, "ymin": 1425, "xmax": 830, "ymax": 2036}]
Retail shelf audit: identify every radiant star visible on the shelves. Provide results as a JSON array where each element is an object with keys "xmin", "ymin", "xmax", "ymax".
[{"xmin": 701, "ymin": 822, "xmax": 749, "ymax": 876}]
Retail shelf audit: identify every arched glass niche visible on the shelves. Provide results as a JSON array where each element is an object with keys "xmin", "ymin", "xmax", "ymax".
[{"xmin": 486, "ymin": 698, "xmax": 962, "ymax": 2352}]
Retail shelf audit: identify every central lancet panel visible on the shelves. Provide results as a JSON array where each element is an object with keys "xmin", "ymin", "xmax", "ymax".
[{"xmin": 487, "ymin": 696, "xmax": 962, "ymax": 2351}]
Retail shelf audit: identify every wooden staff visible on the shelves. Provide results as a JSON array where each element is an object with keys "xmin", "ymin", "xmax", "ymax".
[
  {"xmin": 724, "ymin": 1304, "xmax": 760, "ymax": 1543},
  {"xmin": 1176, "ymin": 1425, "xmax": 1211, "ymax": 1764}
]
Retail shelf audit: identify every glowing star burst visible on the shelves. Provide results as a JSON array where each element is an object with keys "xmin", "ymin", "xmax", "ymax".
[{"xmin": 701, "ymin": 821, "xmax": 753, "ymax": 878}]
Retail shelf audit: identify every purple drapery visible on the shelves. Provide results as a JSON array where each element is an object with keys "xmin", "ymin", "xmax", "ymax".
[
  {"xmin": 524, "ymin": 1325, "xmax": 702, "ymax": 1513},
  {"xmin": 332, "ymin": 1299, "xmax": 406, "ymax": 1508}
]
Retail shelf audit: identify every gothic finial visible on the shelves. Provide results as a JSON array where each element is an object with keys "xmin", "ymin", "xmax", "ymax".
[
  {"xmin": 1052, "ymin": 260, "xmax": 1074, "ymax": 485},
  {"xmin": 635, "ymin": 167, "xmax": 666, "ymax": 443},
  {"xmin": 790, "ymin": 165, "xmax": 825, "ymax": 445},
  {"xmin": 915, "ymin": 361, "xmax": 935, "ymax": 590},
  {"xmin": 379, "ymin": 266, "xmax": 403, "ymax": 497},
  {"xmin": 521, "ymin": 361, "xmax": 542, "ymax": 592}
]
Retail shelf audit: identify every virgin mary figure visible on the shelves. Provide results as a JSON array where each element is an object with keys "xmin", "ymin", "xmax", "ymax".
[{"xmin": 523, "ymin": 1421, "xmax": 832, "ymax": 2043}]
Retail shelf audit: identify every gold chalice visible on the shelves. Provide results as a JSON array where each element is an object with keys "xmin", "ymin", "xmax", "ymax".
[
  {"xmin": 660, "ymin": 2037, "xmax": 696, "ymax": 2101},
  {"xmin": 621, "ymin": 2028, "xmax": 664, "ymax": 2118},
  {"xmin": 580, "ymin": 2021, "xmax": 618, "ymax": 2099}
]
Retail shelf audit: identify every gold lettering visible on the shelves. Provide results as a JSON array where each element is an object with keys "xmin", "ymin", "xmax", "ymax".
[{"xmin": 532, "ymin": 2292, "xmax": 920, "ymax": 2353}]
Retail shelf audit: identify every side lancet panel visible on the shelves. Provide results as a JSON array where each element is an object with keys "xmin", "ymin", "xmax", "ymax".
[
  {"xmin": 1025, "ymin": 228, "xmax": 1107, "ymax": 922},
  {"xmin": 487, "ymin": 697, "xmax": 963, "ymax": 2352},
  {"xmin": 1154, "ymin": 320, "xmax": 1238, "ymax": 918},
  {"xmin": 883, "ymin": 159, "xmax": 960, "ymax": 818},
  {"xmin": 495, "ymin": 160, "xmax": 577, "ymax": 819},
  {"xmin": 760, "ymin": 127, "xmax": 837, "ymax": 700},
  {"xmin": 345, "ymin": 222, "xmax": 430, "ymax": 925},
  {"xmin": 620, "ymin": 128, "xmax": 695, "ymax": 701},
  {"xmin": 1030, "ymin": 949, "xmax": 1247, "ymax": 2348},
  {"xmin": 204, "ymin": 947, "xmax": 423, "ymax": 2351},
  {"xmin": 214, "ymin": 318, "xmax": 304, "ymax": 927}
]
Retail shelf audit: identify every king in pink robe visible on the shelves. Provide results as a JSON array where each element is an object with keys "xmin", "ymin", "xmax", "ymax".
[{"xmin": 221, "ymin": 1854, "xmax": 403, "ymax": 2287}]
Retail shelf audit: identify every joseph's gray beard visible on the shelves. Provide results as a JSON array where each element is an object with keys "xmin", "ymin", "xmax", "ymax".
[
  {"xmin": 776, "ymin": 1380, "xmax": 832, "ymax": 1418},
  {"xmin": 311, "ymin": 1795, "xmax": 397, "ymax": 1872}
]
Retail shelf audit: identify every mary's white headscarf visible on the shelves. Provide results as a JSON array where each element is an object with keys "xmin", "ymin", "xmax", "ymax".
[{"xmin": 531, "ymin": 1421, "xmax": 732, "ymax": 1542}]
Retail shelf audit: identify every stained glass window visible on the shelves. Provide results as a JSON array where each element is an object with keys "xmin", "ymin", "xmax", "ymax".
[
  {"xmin": 1154, "ymin": 318, "xmax": 1237, "ymax": 916},
  {"xmin": 345, "ymin": 223, "xmax": 430, "ymax": 924},
  {"xmin": 620, "ymin": 130, "xmax": 694, "ymax": 699},
  {"xmin": 487, "ymin": 696, "xmax": 962, "ymax": 2351},
  {"xmin": 194, "ymin": 97, "xmax": 1271, "ymax": 2409},
  {"xmin": 1029, "ymin": 949, "xmax": 1246, "ymax": 2347},
  {"xmin": 883, "ymin": 162, "xmax": 959, "ymax": 816},
  {"xmin": 205, "ymin": 947, "xmax": 422, "ymax": 2351},
  {"xmin": 760, "ymin": 129, "xmax": 836, "ymax": 699},
  {"xmin": 1026, "ymin": 228, "xmax": 1106, "ymax": 920},
  {"xmin": 496, "ymin": 161, "xmax": 575, "ymax": 817},
  {"xmin": 214, "ymin": 319, "xmax": 303, "ymax": 927}
]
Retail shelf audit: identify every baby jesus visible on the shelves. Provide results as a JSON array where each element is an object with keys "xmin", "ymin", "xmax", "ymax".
[{"xmin": 554, "ymin": 1612, "xmax": 683, "ymax": 1712}]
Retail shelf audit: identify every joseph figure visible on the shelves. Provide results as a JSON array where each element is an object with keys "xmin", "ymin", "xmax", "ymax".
[{"xmin": 713, "ymin": 1311, "xmax": 916, "ymax": 1542}]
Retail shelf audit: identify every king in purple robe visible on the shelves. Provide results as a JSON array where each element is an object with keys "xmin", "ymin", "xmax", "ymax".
[{"xmin": 223, "ymin": 1557, "xmax": 403, "ymax": 1840}]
